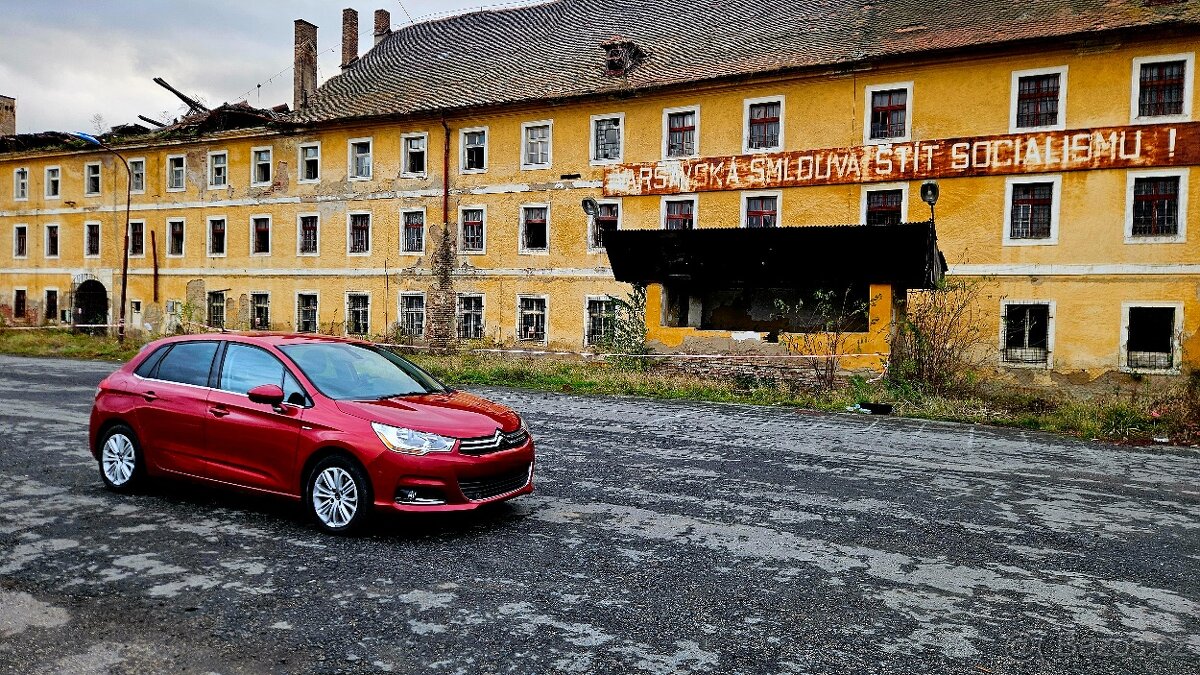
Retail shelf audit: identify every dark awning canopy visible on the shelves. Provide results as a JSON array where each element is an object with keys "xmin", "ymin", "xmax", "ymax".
[{"xmin": 604, "ymin": 222, "xmax": 946, "ymax": 290}]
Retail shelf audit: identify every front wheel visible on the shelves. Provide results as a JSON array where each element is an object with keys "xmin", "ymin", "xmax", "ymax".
[
  {"xmin": 98, "ymin": 425, "xmax": 145, "ymax": 492},
  {"xmin": 306, "ymin": 456, "xmax": 372, "ymax": 535}
]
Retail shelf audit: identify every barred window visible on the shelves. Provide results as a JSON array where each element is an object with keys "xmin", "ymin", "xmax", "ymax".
[
  {"xmin": 866, "ymin": 189, "xmax": 904, "ymax": 226},
  {"xmin": 461, "ymin": 209, "xmax": 485, "ymax": 252},
  {"xmin": 1131, "ymin": 177, "xmax": 1179, "ymax": 237},
  {"xmin": 745, "ymin": 196, "xmax": 777, "ymax": 228},
  {"xmin": 1127, "ymin": 306, "xmax": 1175, "ymax": 370},
  {"xmin": 1138, "ymin": 60, "xmax": 1186, "ymax": 118},
  {"xmin": 347, "ymin": 294, "xmax": 370, "ymax": 335},
  {"xmin": 349, "ymin": 213, "xmax": 370, "ymax": 254},
  {"xmin": 1009, "ymin": 183, "xmax": 1054, "ymax": 240},
  {"xmin": 251, "ymin": 293, "xmax": 270, "ymax": 330},
  {"xmin": 667, "ymin": 110, "xmax": 697, "ymax": 157},
  {"xmin": 299, "ymin": 216, "xmax": 319, "ymax": 254},
  {"xmin": 402, "ymin": 211, "xmax": 425, "ymax": 253},
  {"xmin": 457, "ymin": 295, "xmax": 484, "ymax": 340},
  {"xmin": 586, "ymin": 299, "xmax": 614, "ymax": 347},
  {"xmin": 252, "ymin": 217, "xmax": 271, "ymax": 255},
  {"xmin": 297, "ymin": 294, "xmax": 318, "ymax": 333},
  {"xmin": 400, "ymin": 294, "xmax": 425, "ymax": 337},
  {"xmin": 593, "ymin": 117, "xmax": 622, "ymax": 161},
  {"xmin": 521, "ymin": 206, "xmax": 548, "ymax": 252},
  {"xmin": 1016, "ymin": 74, "xmax": 1060, "ymax": 128},
  {"xmin": 869, "ymin": 89, "xmax": 907, "ymax": 140},
  {"xmin": 208, "ymin": 291, "xmax": 226, "ymax": 329},
  {"xmin": 518, "ymin": 297, "xmax": 546, "ymax": 342},
  {"xmin": 748, "ymin": 101, "xmax": 781, "ymax": 149},
  {"xmin": 593, "ymin": 202, "xmax": 618, "ymax": 249},
  {"xmin": 665, "ymin": 199, "xmax": 694, "ymax": 230},
  {"xmin": 1003, "ymin": 304, "xmax": 1050, "ymax": 365}
]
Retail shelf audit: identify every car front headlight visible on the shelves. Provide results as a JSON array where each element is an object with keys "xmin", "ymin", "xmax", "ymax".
[{"xmin": 371, "ymin": 422, "xmax": 456, "ymax": 455}]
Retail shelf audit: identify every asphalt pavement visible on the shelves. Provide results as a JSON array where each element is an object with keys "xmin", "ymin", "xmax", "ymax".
[{"xmin": 0, "ymin": 354, "xmax": 1197, "ymax": 674}]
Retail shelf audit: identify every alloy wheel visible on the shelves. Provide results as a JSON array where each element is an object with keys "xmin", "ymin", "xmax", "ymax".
[
  {"xmin": 101, "ymin": 433, "xmax": 137, "ymax": 486},
  {"xmin": 311, "ymin": 466, "xmax": 359, "ymax": 529}
]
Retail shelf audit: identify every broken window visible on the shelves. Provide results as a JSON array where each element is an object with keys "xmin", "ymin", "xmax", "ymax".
[
  {"xmin": 518, "ymin": 297, "xmax": 546, "ymax": 342},
  {"xmin": 463, "ymin": 130, "xmax": 486, "ymax": 171},
  {"xmin": 586, "ymin": 298, "xmax": 614, "ymax": 346},
  {"xmin": 299, "ymin": 215, "xmax": 319, "ymax": 254},
  {"xmin": 667, "ymin": 110, "xmax": 697, "ymax": 157},
  {"xmin": 665, "ymin": 199, "xmax": 695, "ymax": 230},
  {"xmin": 45, "ymin": 290, "xmax": 57, "ymax": 322},
  {"xmin": 297, "ymin": 294, "xmax": 318, "ymax": 333},
  {"xmin": 207, "ymin": 292, "xmax": 226, "ymax": 329},
  {"xmin": 402, "ymin": 211, "xmax": 424, "ymax": 254},
  {"xmin": 347, "ymin": 294, "xmax": 370, "ymax": 335},
  {"xmin": 1127, "ymin": 306, "xmax": 1176, "ymax": 370},
  {"xmin": 523, "ymin": 123, "xmax": 551, "ymax": 167},
  {"xmin": 13, "ymin": 225, "xmax": 26, "ymax": 257},
  {"xmin": 208, "ymin": 218, "xmax": 226, "ymax": 256},
  {"xmin": 697, "ymin": 286, "xmax": 869, "ymax": 333},
  {"xmin": 252, "ymin": 217, "xmax": 271, "ymax": 255},
  {"xmin": 85, "ymin": 223, "xmax": 100, "ymax": 257},
  {"xmin": 300, "ymin": 143, "xmax": 320, "ymax": 181},
  {"xmin": 403, "ymin": 134, "xmax": 426, "ymax": 176},
  {"xmin": 1016, "ymin": 73, "xmax": 1060, "ymax": 128},
  {"xmin": 168, "ymin": 220, "xmax": 184, "ymax": 256},
  {"xmin": 593, "ymin": 117, "xmax": 622, "ymax": 161},
  {"xmin": 208, "ymin": 152, "xmax": 227, "ymax": 188},
  {"xmin": 748, "ymin": 101, "xmax": 781, "ymax": 150},
  {"xmin": 866, "ymin": 189, "xmax": 904, "ymax": 226},
  {"xmin": 593, "ymin": 202, "xmax": 618, "ymax": 249},
  {"xmin": 400, "ymin": 294, "xmax": 425, "ymax": 337},
  {"xmin": 13, "ymin": 168, "xmax": 28, "ymax": 200},
  {"xmin": 129, "ymin": 159, "xmax": 145, "ymax": 193},
  {"xmin": 168, "ymin": 156, "xmax": 185, "ymax": 190},
  {"xmin": 45, "ymin": 224, "xmax": 59, "ymax": 257},
  {"xmin": 1138, "ymin": 60, "xmax": 1186, "ymax": 118},
  {"xmin": 45, "ymin": 167, "xmax": 60, "ymax": 197},
  {"xmin": 253, "ymin": 148, "xmax": 272, "ymax": 185},
  {"xmin": 1002, "ymin": 304, "xmax": 1050, "ymax": 364},
  {"xmin": 13, "ymin": 289, "xmax": 26, "ymax": 319},
  {"xmin": 128, "ymin": 221, "xmax": 145, "ymax": 256},
  {"xmin": 349, "ymin": 213, "xmax": 371, "ymax": 254},
  {"xmin": 85, "ymin": 163, "xmax": 101, "ymax": 196},
  {"xmin": 869, "ymin": 88, "xmax": 908, "ymax": 140},
  {"xmin": 461, "ymin": 209, "xmax": 485, "ymax": 252},
  {"xmin": 521, "ymin": 206, "xmax": 548, "ymax": 252},
  {"xmin": 1009, "ymin": 182, "xmax": 1054, "ymax": 240},
  {"xmin": 349, "ymin": 140, "xmax": 372, "ymax": 179},
  {"xmin": 1132, "ymin": 176, "xmax": 1179, "ymax": 237},
  {"xmin": 457, "ymin": 295, "xmax": 484, "ymax": 340},
  {"xmin": 745, "ymin": 196, "xmax": 777, "ymax": 228},
  {"xmin": 251, "ymin": 293, "xmax": 270, "ymax": 330}
]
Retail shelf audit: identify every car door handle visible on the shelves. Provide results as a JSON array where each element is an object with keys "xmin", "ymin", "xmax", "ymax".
[
  {"xmin": 142, "ymin": 391, "xmax": 158, "ymax": 402},
  {"xmin": 208, "ymin": 406, "xmax": 230, "ymax": 417}
]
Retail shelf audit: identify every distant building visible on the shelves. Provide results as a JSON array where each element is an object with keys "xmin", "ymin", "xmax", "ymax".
[{"xmin": 0, "ymin": 96, "xmax": 14, "ymax": 137}]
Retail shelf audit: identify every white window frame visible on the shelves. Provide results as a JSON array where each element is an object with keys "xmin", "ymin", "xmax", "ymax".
[
  {"xmin": 13, "ymin": 167, "xmax": 29, "ymax": 201},
  {"xmin": 860, "ymin": 183, "xmax": 911, "ymax": 225},
  {"xmin": 297, "ymin": 141, "xmax": 321, "ymax": 184},
  {"xmin": 84, "ymin": 162, "xmax": 102, "ymax": 197},
  {"xmin": 400, "ymin": 132, "xmax": 429, "ymax": 178},
  {"xmin": 250, "ymin": 146, "xmax": 273, "ymax": 187},
  {"xmin": 249, "ymin": 214, "xmax": 272, "ymax": 257},
  {"xmin": 294, "ymin": 290, "xmax": 320, "ymax": 333},
  {"xmin": 1001, "ymin": 174, "xmax": 1062, "ymax": 247},
  {"xmin": 44, "ymin": 166, "xmax": 61, "ymax": 199},
  {"xmin": 460, "ymin": 126, "xmax": 489, "ymax": 175},
  {"xmin": 400, "ymin": 206, "xmax": 427, "ymax": 255},
  {"xmin": 83, "ymin": 220, "xmax": 102, "ymax": 259},
  {"xmin": 458, "ymin": 204, "xmax": 487, "ymax": 255},
  {"xmin": 165, "ymin": 218, "xmax": 185, "ymax": 258},
  {"xmin": 43, "ymin": 223, "xmax": 60, "ymax": 259},
  {"xmin": 456, "ymin": 292, "xmax": 486, "ymax": 340},
  {"xmin": 520, "ymin": 119, "xmax": 554, "ymax": 170},
  {"xmin": 346, "ymin": 210, "xmax": 372, "ymax": 256},
  {"xmin": 207, "ymin": 151, "xmax": 228, "ymax": 189},
  {"xmin": 589, "ymin": 112, "xmax": 625, "ymax": 166},
  {"xmin": 12, "ymin": 224, "xmax": 27, "ymax": 259},
  {"xmin": 742, "ymin": 95, "xmax": 786, "ymax": 154},
  {"xmin": 1130, "ymin": 52, "xmax": 1195, "ymax": 124},
  {"xmin": 661, "ymin": 105, "xmax": 701, "ymax": 160},
  {"xmin": 516, "ymin": 293, "xmax": 549, "ymax": 344},
  {"xmin": 347, "ymin": 137, "xmax": 373, "ymax": 181},
  {"xmin": 206, "ymin": 215, "xmax": 228, "ymax": 258},
  {"xmin": 1124, "ymin": 168, "xmax": 1189, "ymax": 244},
  {"xmin": 344, "ymin": 291, "xmax": 372, "ymax": 336},
  {"xmin": 659, "ymin": 194, "xmax": 699, "ymax": 230},
  {"xmin": 583, "ymin": 295, "xmax": 615, "ymax": 348},
  {"xmin": 863, "ymin": 81, "xmax": 914, "ymax": 145},
  {"xmin": 127, "ymin": 219, "xmax": 147, "ymax": 259},
  {"xmin": 1120, "ymin": 301, "xmax": 1184, "ymax": 374},
  {"xmin": 296, "ymin": 212, "xmax": 320, "ymax": 257},
  {"xmin": 1009, "ymin": 66, "xmax": 1068, "ymax": 133},
  {"xmin": 740, "ymin": 190, "xmax": 782, "ymax": 229},
  {"xmin": 589, "ymin": 198, "xmax": 621, "ymax": 253},
  {"xmin": 128, "ymin": 157, "xmax": 146, "ymax": 195},
  {"xmin": 166, "ymin": 154, "xmax": 186, "ymax": 192},
  {"xmin": 518, "ymin": 202, "xmax": 551, "ymax": 255},
  {"xmin": 999, "ymin": 299, "xmax": 1055, "ymax": 369},
  {"xmin": 398, "ymin": 291, "xmax": 427, "ymax": 337}
]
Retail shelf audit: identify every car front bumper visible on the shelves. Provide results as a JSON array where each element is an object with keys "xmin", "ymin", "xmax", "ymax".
[{"xmin": 366, "ymin": 439, "xmax": 535, "ymax": 512}]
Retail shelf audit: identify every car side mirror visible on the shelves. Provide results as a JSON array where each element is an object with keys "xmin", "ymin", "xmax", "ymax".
[{"xmin": 247, "ymin": 384, "xmax": 285, "ymax": 406}]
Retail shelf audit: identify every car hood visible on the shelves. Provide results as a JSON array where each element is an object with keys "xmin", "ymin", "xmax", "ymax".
[{"xmin": 334, "ymin": 390, "xmax": 521, "ymax": 439}]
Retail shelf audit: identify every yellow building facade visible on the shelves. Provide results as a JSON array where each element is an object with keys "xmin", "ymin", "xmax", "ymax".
[{"xmin": 0, "ymin": 2, "xmax": 1197, "ymax": 378}]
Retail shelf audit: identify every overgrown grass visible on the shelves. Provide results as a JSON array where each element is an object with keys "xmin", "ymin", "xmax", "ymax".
[{"xmin": 0, "ymin": 328, "xmax": 146, "ymax": 362}]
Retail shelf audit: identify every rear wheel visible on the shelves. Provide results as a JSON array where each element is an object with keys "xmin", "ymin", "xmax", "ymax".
[
  {"xmin": 305, "ymin": 456, "xmax": 372, "ymax": 535},
  {"xmin": 98, "ymin": 425, "xmax": 145, "ymax": 492}
]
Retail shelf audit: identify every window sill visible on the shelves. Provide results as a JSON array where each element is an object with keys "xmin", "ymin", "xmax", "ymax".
[
  {"xmin": 743, "ymin": 146, "xmax": 783, "ymax": 155},
  {"xmin": 518, "ymin": 249, "xmax": 550, "ymax": 256},
  {"xmin": 166, "ymin": 187, "xmax": 186, "ymax": 193},
  {"xmin": 206, "ymin": 254, "xmax": 227, "ymax": 258},
  {"xmin": 347, "ymin": 252, "xmax": 372, "ymax": 257},
  {"xmin": 250, "ymin": 182, "xmax": 272, "ymax": 189},
  {"xmin": 590, "ymin": 158, "xmax": 622, "ymax": 167},
  {"xmin": 1009, "ymin": 123, "xmax": 1065, "ymax": 134},
  {"xmin": 297, "ymin": 252, "xmax": 320, "ymax": 257},
  {"xmin": 348, "ymin": 176, "xmax": 372, "ymax": 182},
  {"xmin": 1124, "ymin": 235, "xmax": 1186, "ymax": 245},
  {"xmin": 520, "ymin": 164, "xmax": 552, "ymax": 171},
  {"xmin": 460, "ymin": 168, "xmax": 488, "ymax": 175},
  {"xmin": 297, "ymin": 178, "xmax": 320, "ymax": 185},
  {"xmin": 1131, "ymin": 114, "xmax": 1191, "ymax": 126},
  {"xmin": 1002, "ymin": 238, "xmax": 1059, "ymax": 247},
  {"xmin": 458, "ymin": 249, "xmax": 487, "ymax": 256},
  {"xmin": 399, "ymin": 173, "xmax": 427, "ymax": 180},
  {"xmin": 864, "ymin": 136, "xmax": 911, "ymax": 146}
]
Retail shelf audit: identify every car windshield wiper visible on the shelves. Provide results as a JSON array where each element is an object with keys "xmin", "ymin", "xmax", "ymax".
[{"xmin": 373, "ymin": 391, "xmax": 424, "ymax": 400}]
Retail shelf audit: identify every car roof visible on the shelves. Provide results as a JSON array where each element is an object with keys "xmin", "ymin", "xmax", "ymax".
[{"xmin": 143, "ymin": 332, "xmax": 374, "ymax": 349}]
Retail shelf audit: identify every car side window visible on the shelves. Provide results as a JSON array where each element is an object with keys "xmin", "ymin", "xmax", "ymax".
[
  {"xmin": 134, "ymin": 345, "xmax": 170, "ymax": 378},
  {"xmin": 219, "ymin": 343, "xmax": 288, "ymax": 396},
  {"xmin": 283, "ymin": 371, "xmax": 309, "ymax": 407},
  {"xmin": 153, "ymin": 341, "xmax": 219, "ymax": 387}
]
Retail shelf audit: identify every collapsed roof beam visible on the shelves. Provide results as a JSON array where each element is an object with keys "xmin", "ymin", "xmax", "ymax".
[
  {"xmin": 152, "ymin": 77, "xmax": 209, "ymax": 114},
  {"xmin": 137, "ymin": 115, "xmax": 167, "ymax": 128}
]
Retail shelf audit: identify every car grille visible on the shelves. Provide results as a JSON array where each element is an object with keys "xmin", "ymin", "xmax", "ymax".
[
  {"xmin": 458, "ymin": 427, "xmax": 530, "ymax": 456},
  {"xmin": 458, "ymin": 464, "xmax": 532, "ymax": 501}
]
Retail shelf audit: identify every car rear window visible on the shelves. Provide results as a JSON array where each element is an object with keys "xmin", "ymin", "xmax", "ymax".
[
  {"xmin": 153, "ymin": 341, "xmax": 219, "ymax": 387},
  {"xmin": 134, "ymin": 344, "xmax": 171, "ymax": 378}
]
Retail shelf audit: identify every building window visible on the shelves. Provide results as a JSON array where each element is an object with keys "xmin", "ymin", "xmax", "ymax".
[
  {"xmin": 297, "ymin": 294, "xmax": 318, "ymax": 333},
  {"xmin": 664, "ymin": 198, "xmax": 695, "ymax": 230},
  {"xmin": 252, "ymin": 147, "xmax": 272, "ymax": 185},
  {"xmin": 591, "ymin": 114, "xmax": 623, "ymax": 163},
  {"xmin": 518, "ymin": 297, "xmax": 546, "ymax": 342},
  {"xmin": 1013, "ymin": 70, "xmax": 1064, "ymax": 130},
  {"xmin": 1137, "ymin": 59, "xmax": 1187, "ymax": 118},
  {"xmin": 402, "ymin": 210, "xmax": 425, "ymax": 254},
  {"xmin": 129, "ymin": 159, "xmax": 145, "ymax": 193},
  {"xmin": 298, "ymin": 215, "xmax": 319, "ymax": 255},
  {"xmin": 592, "ymin": 202, "xmax": 619, "ymax": 249},
  {"xmin": 1125, "ymin": 306, "xmax": 1178, "ymax": 371},
  {"xmin": 460, "ymin": 207, "xmax": 485, "ymax": 253},
  {"xmin": 167, "ymin": 219, "xmax": 184, "ymax": 256},
  {"xmin": 865, "ymin": 189, "xmax": 904, "ymax": 226},
  {"xmin": 299, "ymin": 143, "xmax": 320, "ymax": 182},
  {"xmin": 586, "ymin": 298, "xmax": 614, "ymax": 347},
  {"xmin": 520, "ymin": 206, "xmax": 548, "ymax": 253},
  {"xmin": 865, "ymin": 83, "xmax": 912, "ymax": 142},
  {"xmin": 208, "ymin": 218, "xmax": 226, "ymax": 256},
  {"xmin": 522, "ymin": 121, "xmax": 552, "ymax": 169},
  {"xmin": 399, "ymin": 294, "xmax": 425, "ymax": 337},
  {"xmin": 208, "ymin": 152, "xmax": 228, "ymax": 188},
  {"xmin": 665, "ymin": 108, "xmax": 698, "ymax": 157},
  {"xmin": 85, "ymin": 222, "xmax": 100, "ymax": 257},
  {"xmin": 457, "ymin": 295, "xmax": 484, "ymax": 340},
  {"xmin": 347, "ymin": 294, "xmax": 370, "ymax": 335},
  {"xmin": 45, "ymin": 167, "xmax": 60, "ymax": 198},
  {"xmin": 252, "ymin": 216, "xmax": 271, "ymax": 255},
  {"xmin": 349, "ymin": 139, "xmax": 372, "ymax": 179},
  {"xmin": 402, "ymin": 133, "xmax": 427, "ymax": 176},
  {"xmin": 129, "ymin": 221, "xmax": 145, "ymax": 257},
  {"xmin": 1002, "ymin": 303, "xmax": 1051, "ymax": 365},
  {"xmin": 744, "ymin": 194, "xmax": 778, "ymax": 228},
  {"xmin": 1005, "ymin": 178, "xmax": 1060, "ymax": 244},
  {"xmin": 1131, "ymin": 175, "xmax": 1180, "ymax": 238},
  {"xmin": 14, "ymin": 290, "xmax": 26, "ymax": 319},
  {"xmin": 45, "ymin": 290, "xmax": 58, "ymax": 322},
  {"xmin": 13, "ymin": 168, "xmax": 28, "ymax": 200},
  {"xmin": 45, "ymin": 224, "xmax": 59, "ymax": 258},
  {"xmin": 167, "ymin": 155, "xmax": 185, "ymax": 191},
  {"xmin": 251, "ymin": 293, "xmax": 270, "ymax": 330},
  {"xmin": 13, "ymin": 225, "xmax": 27, "ymax": 258},
  {"xmin": 84, "ymin": 163, "xmax": 101, "ymax": 196},
  {"xmin": 349, "ymin": 213, "xmax": 371, "ymax": 254},
  {"xmin": 207, "ymin": 291, "xmax": 225, "ymax": 329},
  {"xmin": 462, "ymin": 128, "xmax": 487, "ymax": 172},
  {"xmin": 746, "ymin": 99, "xmax": 782, "ymax": 151}
]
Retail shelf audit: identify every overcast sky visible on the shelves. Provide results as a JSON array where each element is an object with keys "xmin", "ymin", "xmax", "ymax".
[{"xmin": 0, "ymin": 0, "xmax": 532, "ymax": 134}]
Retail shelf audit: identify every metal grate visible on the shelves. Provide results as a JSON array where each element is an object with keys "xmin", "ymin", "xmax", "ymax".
[
  {"xmin": 1127, "ymin": 351, "xmax": 1173, "ymax": 370},
  {"xmin": 458, "ymin": 428, "xmax": 530, "ymax": 456},
  {"xmin": 458, "ymin": 463, "xmax": 532, "ymax": 500}
]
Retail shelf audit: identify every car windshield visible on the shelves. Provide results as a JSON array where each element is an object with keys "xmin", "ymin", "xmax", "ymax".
[{"xmin": 278, "ymin": 342, "xmax": 448, "ymax": 400}]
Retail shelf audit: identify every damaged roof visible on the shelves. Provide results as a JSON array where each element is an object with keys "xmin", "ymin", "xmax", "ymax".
[
  {"xmin": 296, "ymin": 0, "xmax": 1200, "ymax": 123},
  {"xmin": 603, "ymin": 222, "xmax": 947, "ymax": 290}
]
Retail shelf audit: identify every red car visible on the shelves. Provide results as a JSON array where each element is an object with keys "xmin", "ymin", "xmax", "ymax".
[{"xmin": 89, "ymin": 333, "xmax": 534, "ymax": 533}]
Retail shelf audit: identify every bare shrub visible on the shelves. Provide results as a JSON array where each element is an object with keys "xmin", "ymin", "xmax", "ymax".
[
  {"xmin": 889, "ymin": 278, "xmax": 993, "ymax": 395},
  {"xmin": 775, "ymin": 288, "xmax": 877, "ymax": 392}
]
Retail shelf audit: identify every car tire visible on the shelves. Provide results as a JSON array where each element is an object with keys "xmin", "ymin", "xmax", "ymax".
[
  {"xmin": 98, "ymin": 424, "xmax": 146, "ymax": 493},
  {"xmin": 306, "ymin": 456, "xmax": 373, "ymax": 535}
]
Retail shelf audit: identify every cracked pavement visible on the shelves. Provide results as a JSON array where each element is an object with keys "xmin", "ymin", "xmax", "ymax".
[{"xmin": 0, "ymin": 354, "xmax": 1197, "ymax": 674}]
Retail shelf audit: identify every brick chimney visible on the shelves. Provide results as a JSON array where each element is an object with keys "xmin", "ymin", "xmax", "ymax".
[
  {"xmin": 373, "ymin": 9, "xmax": 391, "ymax": 45},
  {"xmin": 0, "ymin": 96, "xmax": 14, "ymax": 136},
  {"xmin": 293, "ymin": 21, "xmax": 318, "ymax": 111},
  {"xmin": 341, "ymin": 8, "xmax": 359, "ymax": 69}
]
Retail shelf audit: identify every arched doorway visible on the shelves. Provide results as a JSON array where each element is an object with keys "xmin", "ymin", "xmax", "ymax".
[{"xmin": 73, "ymin": 279, "xmax": 109, "ymax": 335}]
